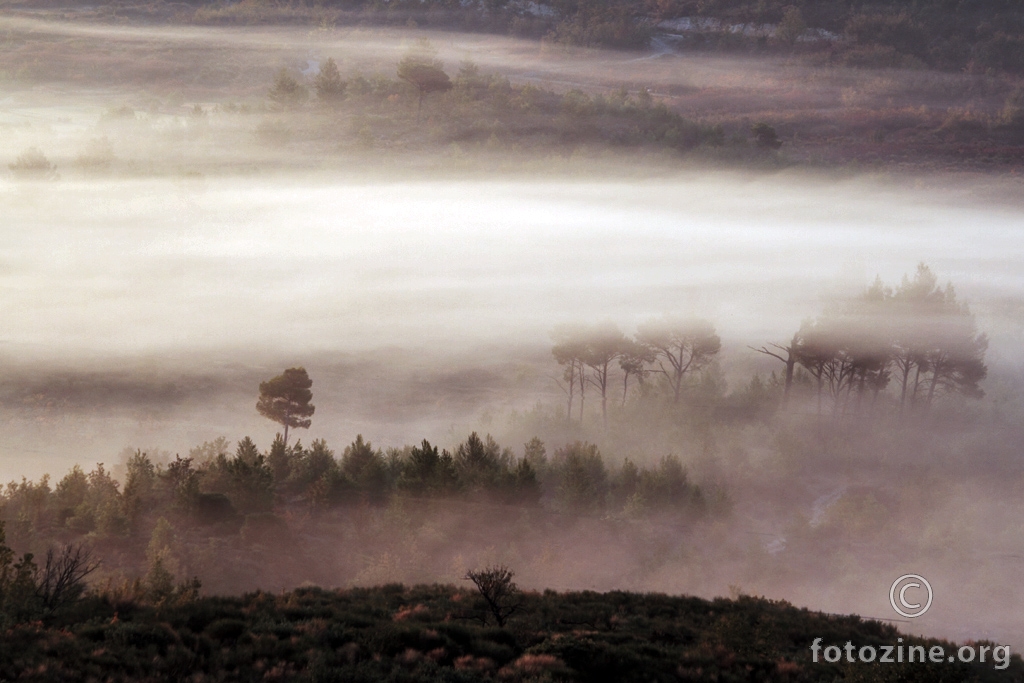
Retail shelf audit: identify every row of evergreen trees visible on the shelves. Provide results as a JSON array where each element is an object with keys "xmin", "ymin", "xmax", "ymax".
[{"xmin": 0, "ymin": 434, "xmax": 707, "ymax": 548}]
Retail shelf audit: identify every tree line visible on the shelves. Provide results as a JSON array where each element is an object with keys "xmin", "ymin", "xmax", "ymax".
[
  {"xmin": 755, "ymin": 264, "xmax": 988, "ymax": 416},
  {"xmin": 553, "ymin": 264, "xmax": 989, "ymax": 423},
  {"xmin": 264, "ymin": 44, "xmax": 729, "ymax": 155}
]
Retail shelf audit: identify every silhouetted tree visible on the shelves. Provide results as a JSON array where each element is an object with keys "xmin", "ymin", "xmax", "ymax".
[
  {"xmin": 581, "ymin": 322, "xmax": 627, "ymax": 427},
  {"xmin": 256, "ymin": 367, "xmax": 315, "ymax": 446},
  {"xmin": 163, "ymin": 456, "xmax": 201, "ymax": 510},
  {"xmin": 619, "ymin": 339, "xmax": 655, "ymax": 405},
  {"xmin": 886, "ymin": 264, "xmax": 988, "ymax": 412},
  {"xmin": 510, "ymin": 458, "xmax": 541, "ymax": 505},
  {"xmin": 342, "ymin": 435, "xmax": 387, "ymax": 502},
  {"xmin": 752, "ymin": 331, "xmax": 801, "ymax": 404},
  {"xmin": 636, "ymin": 317, "xmax": 722, "ymax": 403},
  {"xmin": 465, "ymin": 565, "xmax": 520, "ymax": 626},
  {"xmin": 794, "ymin": 264, "xmax": 988, "ymax": 417},
  {"xmin": 122, "ymin": 450, "xmax": 155, "ymax": 529},
  {"xmin": 523, "ymin": 437, "xmax": 548, "ymax": 473},
  {"xmin": 400, "ymin": 439, "xmax": 457, "ymax": 495},
  {"xmin": 35, "ymin": 543, "xmax": 99, "ymax": 612},
  {"xmin": 221, "ymin": 437, "xmax": 274, "ymax": 513},
  {"xmin": 454, "ymin": 432, "xmax": 504, "ymax": 490}
]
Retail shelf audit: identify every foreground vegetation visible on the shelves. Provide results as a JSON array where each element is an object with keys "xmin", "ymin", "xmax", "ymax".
[{"xmin": 1, "ymin": 578, "xmax": 1019, "ymax": 682}]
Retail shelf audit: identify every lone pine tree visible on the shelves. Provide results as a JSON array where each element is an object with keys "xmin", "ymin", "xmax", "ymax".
[{"xmin": 256, "ymin": 367, "xmax": 315, "ymax": 446}]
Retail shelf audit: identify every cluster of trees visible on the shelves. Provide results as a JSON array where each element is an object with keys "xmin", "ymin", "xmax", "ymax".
[
  {"xmin": 0, "ymin": 433, "xmax": 707, "ymax": 553},
  {"xmin": 553, "ymin": 265, "xmax": 988, "ymax": 422},
  {"xmin": 183, "ymin": 433, "xmax": 703, "ymax": 517},
  {"xmin": 265, "ymin": 47, "xmax": 728, "ymax": 154},
  {"xmin": 552, "ymin": 318, "xmax": 722, "ymax": 425},
  {"xmin": 756, "ymin": 264, "xmax": 988, "ymax": 416},
  {"xmin": 0, "ymin": 433, "xmax": 709, "ymax": 611}
]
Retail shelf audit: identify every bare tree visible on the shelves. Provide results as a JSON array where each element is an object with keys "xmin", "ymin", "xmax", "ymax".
[
  {"xmin": 751, "ymin": 331, "xmax": 801, "ymax": 404},
  {"xmin": 464, "ymin": 565, "xmax": 521, "ymax": 627},
  {"xmin": 35, "ymin": 543, "xmax": 99, "ymax": 611}
]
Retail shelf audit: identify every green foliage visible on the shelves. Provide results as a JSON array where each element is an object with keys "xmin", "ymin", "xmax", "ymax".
[
  {"xmin": 552, "ymin": 441, "xmax": 608, "ymax": 513},
  {"xmin": 454, "ymin": 432, "xmax": 505, "ymax": 491},
  {"xmin": 399, "ymin": 439, "xmax": 458, "ymax": 496},
  {"xmin": 163, "ymin": 455, "xmax": 201, "ymax": 510},
  {"xmin": 341, "ymin": 435, "xmax": 388, "ymax": 503},
  {"xmin": 397, "ymin": 40, "xmax": 452, "ymax": 120},
  {"xmin": 314, "ymin": 57, "xmax": 347, "ymax": 103},
  {"xmin": 122, "ymin": 451, "xmax": 155, "ymax": 528},
  {"xmin": 267, "ymin": 68, "xmax": 309, "ymax": 108},
  {"xmin": 256, "ymin": 367, "xmax": 315, "ymax": 445}
]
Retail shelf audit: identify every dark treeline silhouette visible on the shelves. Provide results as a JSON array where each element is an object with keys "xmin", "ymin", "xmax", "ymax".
[
  {"xmin": 0, "ymin": 431, "xmax": 708, "ymax": 614},
  {"xmin": 2, "ymin": 432, "xmax": 704, "ymax": 530}
]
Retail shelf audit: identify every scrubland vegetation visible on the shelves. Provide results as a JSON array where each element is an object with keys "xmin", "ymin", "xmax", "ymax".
[{"xmin": 2, "ymin": 578, "xmax": 1021, "ymax": 682}]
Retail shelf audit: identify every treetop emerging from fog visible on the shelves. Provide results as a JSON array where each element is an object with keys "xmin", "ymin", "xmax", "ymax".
[{"xmin": 758, "ymin": 263, "xmax": 988, "ymax": 416}]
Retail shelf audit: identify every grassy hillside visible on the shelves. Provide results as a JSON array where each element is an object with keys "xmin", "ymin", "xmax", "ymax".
[{"xmin": 2, "ymin": 583, "xmax": 1020, "ymax": 682}]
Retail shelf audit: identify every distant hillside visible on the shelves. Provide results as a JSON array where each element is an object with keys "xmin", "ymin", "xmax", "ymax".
[
  {"xmin": 1, "ymin": 583, "xmax": 1020, "ymax": 682},
  {"xmin": 14, "ymin": 0, "xmax": 1024, "ymax": 74}
]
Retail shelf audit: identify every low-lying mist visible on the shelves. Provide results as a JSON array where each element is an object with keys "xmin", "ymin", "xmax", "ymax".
[
  {"xmin": 3, "ymin": 172, "xmax": 1024, "ymax": 653},
  {"xmin": 2, "ymin": 11, "xmax": 1024, "ymax": 662}
]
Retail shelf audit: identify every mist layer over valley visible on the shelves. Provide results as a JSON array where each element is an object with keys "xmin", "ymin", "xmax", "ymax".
[{"xmin": 3, "ymin": 12, "xmax": 1024, "ymax": 665}]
